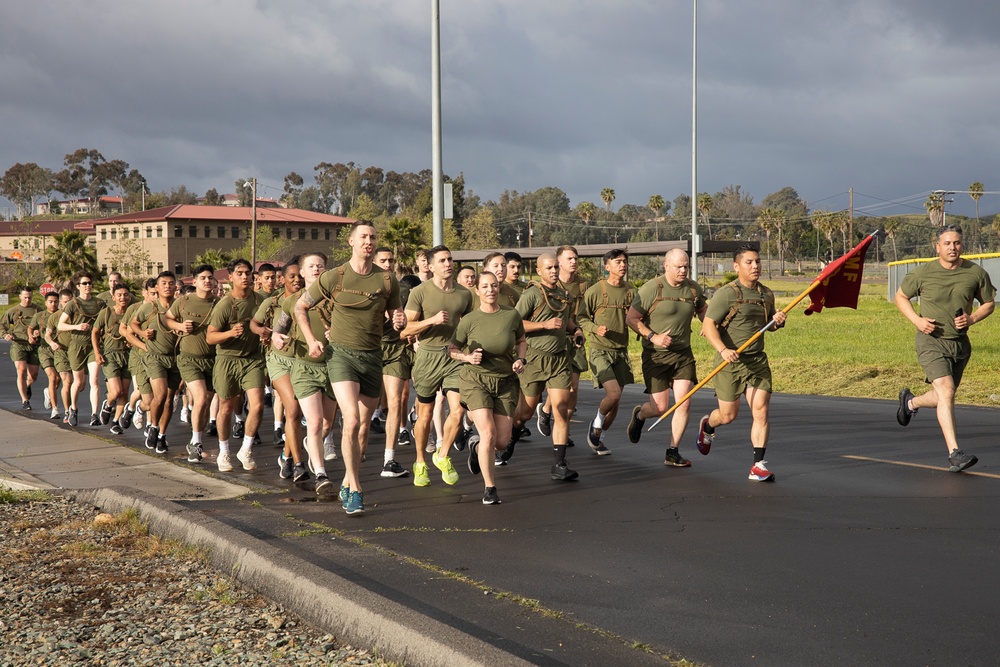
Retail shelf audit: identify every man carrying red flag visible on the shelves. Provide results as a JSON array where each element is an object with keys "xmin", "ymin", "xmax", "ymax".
[
  {"xmin": 805, "ymin": 232, "xmax": 876, "ymax": 315},
  {"xmin": 894, "ymin": 224, "xmax": 995, "ymax": 472}
]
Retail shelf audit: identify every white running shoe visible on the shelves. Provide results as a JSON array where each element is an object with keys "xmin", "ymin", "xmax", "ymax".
[
  {"xmin": 323, "ymin": 439, "xmax": 338, "ymax": 461},
  {"xmin": 237, "ymin": 448, "xmax": 257, "ymax": 471},
  {"xmin": 132, "ymin": 406, "xmax": 145, "ymax": 430},
  {"xmin": 217, "ymin": 451, "xmax": 234, "ymax": 472},
  {"xmin": 180, "ymin": 406, "xmax": 190, "ymax": 423},
  {"xmin": 43, "ymin": 388, "xmax": 51, "ymax": 410}
]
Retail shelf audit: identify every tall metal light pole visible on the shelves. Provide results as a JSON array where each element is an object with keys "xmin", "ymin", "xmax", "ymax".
[
  {"xmin": 245, "ymin": 178, "xmax": 258, "ymax": 268},
  {"xmin": 690, "ymin": 0, "xmax": 699, "ymax": 280},
  {"xmin": 431, "ymin": 0, "xmax": 444, "ymax": 246}
]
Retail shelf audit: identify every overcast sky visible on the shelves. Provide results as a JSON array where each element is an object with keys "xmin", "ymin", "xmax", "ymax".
[{"xmin": 2, "ymin": 0, "xmax": 998, "ymax": 220}]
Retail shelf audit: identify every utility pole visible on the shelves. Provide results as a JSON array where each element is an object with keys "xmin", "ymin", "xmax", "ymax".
[
  {"xmin": 690, "ymin": 0, "xmax": 699, "ymax": 280},
  {"xmin": 245, "ymin": 178, "xmax": 258, "ymax": 269},
  {"xmin": 431, "ymin": 0, "xmax": 444, "ymax": 246},
  {"xmin": 527, "ymin": 211, "xmax": 533, "ymax": 248},
  {"xmin": 849, "ymin": 187, "xmax": 853, "ymax": 243}
]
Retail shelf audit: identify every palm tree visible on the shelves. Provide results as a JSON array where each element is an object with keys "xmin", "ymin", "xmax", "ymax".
[
  {"xmin": 697, "ymin": 194, "xmax": 714, "ymax": 241},
  {"xmin": 810, "ymin": 210, "xmax": 836, "ymax": 263},
  {"xmin": 380, "ymin": 216, "xmax": 423, "ymax": 273},
  {"xmin": 969, "ymin": 182, "xmax": 984, "ymax": 251},
  {"xmin": 992, "ymin": 214, "xmax": 1000, "ymax": 248},
  {"xmin": 756, "ymin": 208, "xmax": 778, "ymax": 278},
  {"xmin": 578, "ymin": 201, "xmax": 598, "ymax": 224},
  {"xmin": 600, "ymin": 188, "xmax": 616, "ymax": 212},
  {"xmin": 772, "ymin": 209, "xmax": 788, "ymax": 276},
  {"xmin": 883, "ymin": 216, "xmax": 902, "ymax": 262},
  {"xmin": 648, "ymin": 194, "xmax": 665, "ymax": 241},
  {"xmin": 43, "ymin": 230, "xmax": 98, "ymax": 286},
  {"xmin": 924, "ymin": 193, "xmax": 944, "ymax": 226}
]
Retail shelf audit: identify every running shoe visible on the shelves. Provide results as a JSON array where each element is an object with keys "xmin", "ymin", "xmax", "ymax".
[
  {"xmin": 413, "ymin": 461, "xmax": 431, "ymax": 487},
  {"xmin": 50, "ymin": 407, "xmax": 60, "ymax": 420},
  {"xmin": 217, "ymin": 451, "xmax": 233, "ymax": 472},
  {"xmin": 897, "ymin": 388, "xmax": 917, "ymax": 426},
  {"xmin": 696, "ymin": 416, "xmax": 714, "ymax": 455},
  {"xmin": 749, "ymin": 461, "xmax": 775, "ymax": 482},
  {"xmin": 144, "ymin": 426, "xmax": 158, "ymax": 450},
  {"xmin": 99, "ymin": 401, "xmax": 114, "ymax": 426},
  {"xmin": 186, "ymin": 442, "xmax": 203, "ymax": 464},
  {"xmin": 273, "ymin": 426, "xmax": 285, "ymax": 447},
  {"xmin": 323, "ymin": 439, "xmax": 338, "ymax": 461},
  {"xmin": 278, "ymin": 454, "xmax": 294, "ymax": 479},
  {"xmin": 432, "ymin": 451, "xmax": 459, "ymax": 485},
  {"xmin": 292, "ymin": 463, "xmax": 310, "ymax": 482},
  {"xmin": 232, "ymin": 419, "xmax": 245, "ymax": 439},
  {"xmin": 89, "ymin": 414, "xmax": 100, "ymax": 427},
  {"xmin": 519, "ymin": 425, "xmax": 531, "ymax": 439},
  {"xmin": 345, "ymin": 490, "xmax": 365, "ymax": 516},
  {"xmin": 132, "ymin": 406, "xmax": 144, "ymax": 430},
  {"xmin": 68, "ymin": 408, "xmax": 78, "ymax": 427},
  {"xmin": 315, "ymin": 474, "xmax": 335, "ymax": 496},
  {"xmin": 664, "ymin": 448, "xmax": 691, "ymax": 467},
  {"xmin": 236, "ymin": 448, "xmax": 257, "ymax": 471},
  {"xmin": 26, "ymin": 385, "xmax": 31, "ymax": 399},
  {"xmin": 468, "ymin": 436, "xmax": 481, "ymax": 475},
  {"xmin": 370, "ymin": 413, "xmax": 385, "ymax": 434},
  {"xmin": 627, "ymin": 405, "xmax": 645, "ymax": 444},
  {"xmin": 408, "ymin": 407, "xmax": 417, "ymax": 426},
  {"xmin": 452, "ymin": 426, "xmax": 470, "ymax": 452},
  {"xmin": 588, "ymin": 427, "xmax": 611, "ymax": 455},
  {"xmin": 109, "ymin": 423, "xmax": 124, "ymax": 436},
  {"xmin": 155, "ymin": 436, "xmax": 168, "ymax": 455},
  {"xmin": 263, "ymin": 390, "xmax": 273, "ymax": 408},
  {"xmin": 499, "ymin": 429, "xmax": 520, "ymax": 463},
  {"xmin": 397, "ymin": 428, "xmax": 411, "ymax": 447},
  {"xmin": 551, "ymin": 462, "xmax": 579, "ymax": 481},
  {"xmin": 948, "ymin": 449, "xmax": 978, "ymax": 473},
  {"xmin": 494, "ymin": 454, "xmax": 506, "ymax": 467},
  {"xmin": 536, "ymin": 404, "xmax": 552, "ymax": 437},
  {"xmin": 482, "ymin": 486, "xmax": 501, "ymax": 505},
  {"xmin": 566, "ymin": 437, "xmax": 576, "ymax": 448},
  {"xmin": 205, "ymin": 420, "xmax": 218, "ymax": 436},
  {"xmin": 21, "ymin": 400, "xmax": 30, "ymax": 411},
  {"xmin": 179, "ymin": 406, "xmax": 190, "ymax": 423},
  {"xmin": 340, "ymin": 484, "xmax": 349, "ymax": 508},
  {"xmin": 380, "ymin": 460, "xmax": 409, "ymax": 478},
  {"xmin": 118, "ymin": 408, "xmax": 132, "ymax": 431},
  {"xmin": 43, "ymin": 388, "xmax": 51, "ymax": 410}
]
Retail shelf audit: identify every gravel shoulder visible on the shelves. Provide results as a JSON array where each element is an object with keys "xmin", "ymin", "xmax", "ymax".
[{"xmin": 0, "ymin": 489, "xmax": 395, "ymax": 667}]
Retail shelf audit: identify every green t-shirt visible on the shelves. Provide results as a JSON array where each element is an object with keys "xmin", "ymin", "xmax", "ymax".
[
  {"xmin": 167, "ymin": 293, "xmax": 218, "ymax": 358},
  {"xmin": 559, "ymin": 275, "xmax": 588, "ymax": 321},
  {"xmin": 515, "ymin": 282, "xmax": 573, "ymax": 355},
  {"xmin": 899, "ymin": 259, "xmax": 997, "ymax": 340},
  {"xmin": 133, "ymin": 299, "xmax": 179, "ymax": 356},
  {"xmin": 452, "ymin": 307, "xmax": 525, "ymax": 377},
  {"xmin": 382, "ymin": 281, "xmax": 411, "ymax": 343},
  {"xmin": 253, "ymin": 293, "xmax": 294, "ymax": 358},
  {"xmin": 305, "ymin": 263, "xmax": 401, "ymax": 352},
  {"xmin": 208, "ymin": 292, "xmax": 265, "ymax": 358},
  {"xmin": 505, "ymin": 280, "xmax": 525, "ymax": 299},
  {"xmin": 61, "ymin": 297, "xmax": 106, "ymax": 348},
  {"xmin": 405, "ymin": 279, "xmax": 472, "ymax": 349},
  {"xmin": 93, "ymin": 307, "xmax": 129, "ymax": 353},
  {"xmin": 29, "ymin": 309, "xmax": 53, "ymax": 344},
  {"xmin": 578, "ymin": 280, "xmax": 636, "ymax": 352},
  {"xmin": 631, "ymin": 277, "xmax": 706, "ymax": 353},
  {"xmin": 0, "ymin": 304, "xmax": 39, "ymax": 344},
  {"xmin": 282, "ymin": 290, "xmax": 328, "ymax": 361},
  {"xmin": 704, "ymin": 280, "xmax": 776, "ymax": 355},
  {"xmin": 49, "ymin": 309, "xmax": 71, "ymax": 348},
  {"xmin": 471, "ymin": 282, "xmax": 520, "ymax": 311}
]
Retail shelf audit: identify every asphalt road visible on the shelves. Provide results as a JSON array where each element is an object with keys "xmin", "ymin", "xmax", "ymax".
[{"xmin": 4, "ymin": 340, "xmax": 1000, "ymax": 666}]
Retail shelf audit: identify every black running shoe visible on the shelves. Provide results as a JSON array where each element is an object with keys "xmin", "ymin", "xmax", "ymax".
[
  {"xmin": 536, "ymin": 404, "xmax": 552, "ymax": 437},
  {"xmin": 118, "ymin": 409, "xmax": 133, "ymax": 431},
  {"xmin": 397, "ymin": 428, "xmax": 411, "ymax": 447},
  {"xmin": 468, "ymin": 436, "xmax": 481, "ymax": 475},
  {"xmin": 519, "ymin": 425, "xmax": 531, "ymax": 439},
  {"xmin": 482, "ymin": 486, "xmax": 501, "ymax": 505},
  {"xmin": 145, "ymin": 426, "xmax": 158, "ymax": 450},
  {"xmin": 273, "ymin": 426, "xmax": 285, "ymax": 448},
  {"xmin": 499, "ymin": 430, "xmax": 520, "ymax": 463},
  {"xmin": 315, "ymin": 474, "xmax": 335, "ymax": 496},
  {"xmin": 21, "ymin": 400, "xmax": 30, "ymax": 411},
  {"xmin": 109, "ymin": 423, "xmax": 124, "ymax": 436},
  {"xmin": 232, "ymin": 419, "xmax": 245, "ymax": 439},
  {"xmin": 380, "ymin": 460, "xmax": 409, "ymax": 478},
  {"xmin": 453, "ymin": 427, "xmax": 470, "ymax": 452},
  {"xmin": 292, "ymin": 463, "xmax": 310, "ymax": 483},
  {"xmin": 897, "ymin": 388, "xmax": 916, "ymax": 426},
  {"xmin": 948, "ymin": 448, "xmax": 978, "ymax": 473},
  {"xmin": 370, "ymin": 413, "xmax": 385, "ymax": 434},
  {"xmin": 99, "ymin": 401, "xmax": 114, "ymax": 426},
  {"xmin": 664, "ymin": 448, "xmax": 691, "ymax": 467},
  {"xmin": 89, "ymin": 414, "xmax": 100, "ymax": 427},
  {"xmin": 155, "ymin": 435, "xmax": 168, "ymax": 455},
  {"xmin": 627, "ymin": 405, "xmax": 645, "ymax": 444},
  {"xmin": 551, "ymin": 462, "xmax": 579, "ymax": 481},
  {"xmin": 205, "ymin": 420, "xmax": 218, "ymax": 437},
  {"xmin": 278, "ymin": 454, "xmax": 294, "ymax": 479}
]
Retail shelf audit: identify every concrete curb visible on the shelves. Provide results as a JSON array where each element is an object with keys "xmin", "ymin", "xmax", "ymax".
[{"xmin": 69, "ymin": 486, "xmax": 536, "ymax": 667}]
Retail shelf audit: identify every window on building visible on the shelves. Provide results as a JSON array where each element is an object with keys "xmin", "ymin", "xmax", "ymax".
[
  {"xmin": 232, "ymin": 227, "xmax": 240, "ymax": 239},
  {"xmin": 101, "ymin": 264, "xmax": 107, "ymax": 273},
  {"xmin": 12, "ymin": 240, "xmax": 18, "ymax": 250},
  {"xmin": 205, "ymin": 226, "xmax": 211, "ymax": 238},
  {"xmin": 189, "ymin": 225, "xmax": 197, "ymax": 238},
  {"xmin": 146, "ymin": 227, "xmax": 152, "ymax": 238},
  {"xmin": 218, "ymin": 226, "xmax": 225, "ymax": 239},
  {"xmin": 157, "ymin": 227, "xmax": 163, "ymax": 238},
  {"xmin": 311, "ymin": 228, "xmax": 319, "ymax": 240},
  {"xmin": 122, "ymin": 229, "xmax": 129, "ymax": 239},
  {"xmin": 298, "ymin": 228, "xmax": 306, "ymax": 240},
  {"xmin": 100, "ymin": 230, "xmax": 107, "ymax": 240},
  {"xmin": 147, "ymin": 262, "xmax": 154, "ymax": 274},
  {"xmin": 174, "ymin": 262, "xmax": 184, "ymax": 275},
  {"xmin": 285, "ymin": 228, "xmax": 292, "ymax": 240},
  {"xmin": 134, "ymin": 227, "xmax": 140, "ymax": 237},
  {"xmin": 174, "ymin": 225, "xmax": 182, "ymax": 238},
  {"xmin": 325, "ymin": 228, "xmax": 331, "ymax": 241},
  {"xmin": 157, "ymin": 262, "xmax": 164, "ymax": 274},
  {"xmin": 110, "ymin": 229, "xmax": 117, "ymax": 240}
]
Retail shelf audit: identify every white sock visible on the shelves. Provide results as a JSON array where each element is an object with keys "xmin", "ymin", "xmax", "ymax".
[
  {"xmin": 218, "ymin": 439, "xmax": 230, "ymax": 454},
  {"xmin": 384, "ymin": 448, "xmax": 395, "ymax": 464},
  {"xmin": 274, "ymin": 420, "xmax": 283, "ymax": 430},
  {"xmin": 192, "ymin": 431, "xmax": 202, "ymax": 445},
  {"xmin": 314, "ymin": 465, "xmax": 327, "ymax": 477},
  {"xmin": 593, "ymin": 412, "xmax": 606, "ymax": 429},
  {"xmin": 242, "ymin": 435, "xmax": 254, "ymax": 450}
]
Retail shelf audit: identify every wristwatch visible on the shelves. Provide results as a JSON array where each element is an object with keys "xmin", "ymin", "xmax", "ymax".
[
  {"xmin": 646, "ymin": 331, "xmax": 655, "ymax": 341},
  {"xmin": 516, "ymin": 357, "xmax": 527, "ymax": 365}
]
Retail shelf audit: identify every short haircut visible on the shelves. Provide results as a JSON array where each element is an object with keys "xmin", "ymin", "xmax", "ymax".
[
  {"xmin": 144, "ymin": 277, "xmax": 158, "ymax": 290},
  {"xmin": 733, "ymin": 243, "xmax": 759, "ymax": 262},
  {"xmin": 113, "ymin": 284, "xmax": 131, "ymax": 293},
  {"xmin": 281, "ymin": 260, "xmax": 300, "ymax": 276},
  {"xmin": 20, "ymin": 286, "xmax": 33, "ymax": 293},
  {"xmin": 428, "ymin": 245, "xmax": 451, "ymax": 261},
  {"xmin": 556, "ymin": 245, "xmax": 578, "ymax": 259},
  {"xmin": 457, "ymin": 265, "xmax": 475, "ymax": 275},
  {"xmin": 483, "ymin": 252, "xmax": 505, "ymax": 265},
  {"xmin": 603, "ymin": 248, "xmax": 628, "ymax": 264},
  {"xmin": 229, "ymin": 258, "xmax": 253, "ymax": 273},
  {"xmin": 937, "ymin": 224, "xmax": 963, "ymax": 240},
  {"xmin": 108, "ymin": 271, "xmax": 123, "ymax": 281},
  {"xmin": 400, "ymin": 274, "xmax": 422, "ymax": 290},
  {"xmin": 297, "ymin": 251, "xmax": 327, "ymax": 266},
  {"xmin": 156, "ymin": 271, "xmax": 176, "ymax": 284},
  {"xmin": 45, "ymin": 292, "xmax": 59, "ymax": 300},
  {"xmin": 180, "ymin": 284, "xmax": 196, "ymax": 295},
  {"xmin": 192, "ymin": 264, "xmax": 215, "ymax": 277},
  {"xmin": 374, "ymin": 246, "xmax": 392, "ymax": 255},
  {"xmin": 258, "ymin": 263, "xmax": 276, "ymax": 274},
  {"xmin": 349, "ymin": 220, "xmax": 375, "ymax": 234},
  {"xmin": 416, "ymin": 249, "xmax": 429, "ymax": 261},
  {"xmin": 58, "ymin": 288, "xmax": 74, "ymax": 298},
  {"xmin": 503, "ymin": 251, "xmax": 522, "ymax": 263}
]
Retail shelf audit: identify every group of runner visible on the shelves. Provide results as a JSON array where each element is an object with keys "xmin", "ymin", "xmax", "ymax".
[{"xmin": 3, "ymin": 222, "xmax": 988, "ymax": 513}]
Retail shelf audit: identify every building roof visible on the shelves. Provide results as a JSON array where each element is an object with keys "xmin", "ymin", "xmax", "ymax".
[
  {"xmin": 0, "ymin": 219, "xmax": 97, "ymax": 236},
  {"xmin": 89, "ymin": 205, "xmax": 354, "ymax": 226}
]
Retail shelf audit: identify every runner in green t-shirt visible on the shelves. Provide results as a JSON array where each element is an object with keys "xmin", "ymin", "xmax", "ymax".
[
  {"xmin": 118, "ymin": 278, "xmax": 156, "ymax": 433},
  {"xmin": 130, "ymin": 272, "xmax": 180, "ymax": 454},
  {"xmin": 294, "ymin": 222, "xmax": 405, "ymax": 514},
  {"xmin": 30, "ymin": 292, "xmax": 62, "ymax": 419},
  {"xmin": 92, "ymin": 285, "xmax": 132, "ymax": 432},
  {"xmin": 699, "ymin": 245, "xmax": 786, "ymax": 482},
  {"xmin": 1, "ymin": 287, "xmax": 39, "ymax": 409},
  {"xmin": 577, "ymin": 249, "xmax": 635, "ymax": 456},
  {"xmin": 449, "ymin": 271, "xmax": 527, "ymax": 505},
  {"xmin": 57, "ymin": 272, "xmax": 107, "ymax": 427},
  {"xmin": 894, "ymin": 224, "xmax": 996, "ymax": 472},
  {"xmin": 164, "ymin": 265, "xmax": 219, "ymax": 463},
  {"xmin": 207, "ymin": 259, "xmax": 266, "ymax": 473},
  {"xmin": 44, "ymin": 290, "xmax": 74, "ymax": 421},
  {"xmin": 625, "ymin": 249, "xmax": 706, "ymax": 466},
  {"xmin": 401, "ymin": 245, "xmax": 473, "ymax": 488}
]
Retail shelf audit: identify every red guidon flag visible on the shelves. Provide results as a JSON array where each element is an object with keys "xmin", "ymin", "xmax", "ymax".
[{"xmin": 804, "ymin": 232, "xmax": 876, "ymax": 315}]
